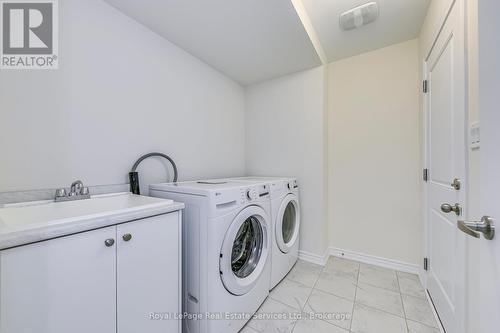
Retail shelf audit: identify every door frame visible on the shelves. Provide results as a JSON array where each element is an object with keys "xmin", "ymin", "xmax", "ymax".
[{"xmin": 421, "ymin": 0, "xmax": 469, "ymax": 331}]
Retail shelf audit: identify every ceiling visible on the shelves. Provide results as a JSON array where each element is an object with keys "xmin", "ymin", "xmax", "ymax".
[
  {"xmin": 103, "ymin": 0, "xmax": 322, "ymax": 85},
  {"xmin": 301, "ymin": 0, "xmax": 431, "ymax": 62}
]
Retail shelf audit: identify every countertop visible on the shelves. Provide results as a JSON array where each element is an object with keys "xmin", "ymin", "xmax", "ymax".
[{"xmin": 0, "ymin": 193, "xmax": 184, "ymax": 250}]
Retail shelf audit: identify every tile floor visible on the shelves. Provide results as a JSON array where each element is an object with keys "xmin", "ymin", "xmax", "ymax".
[{"xmin": 242, "ymin": 257, "xmax": 441, "ymax": 333}]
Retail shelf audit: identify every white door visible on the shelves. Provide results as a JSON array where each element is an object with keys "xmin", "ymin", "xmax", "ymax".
[
  {"xmin": 477, "ymin": 1, "xmax": 500, "ymax": 331},
  {"xmin": 117, "ymin": 213, "xmax": 181, "ymax": 333},
  {"xmin": 0, "ymin": 226, "xmax": 117, "ymax": 333},
  {"xmin": 424, "ymin": 1, "xmax": 466, "ymax": 332}
]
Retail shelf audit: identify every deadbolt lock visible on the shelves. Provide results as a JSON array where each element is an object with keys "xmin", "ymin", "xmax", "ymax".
[
  {"xmin": 441, "ymin": 203, "xmax": 462, "ymax": 216},
  {"xmin": 451, "ymin": 178, "xmax": 461, "ymax": 190}
]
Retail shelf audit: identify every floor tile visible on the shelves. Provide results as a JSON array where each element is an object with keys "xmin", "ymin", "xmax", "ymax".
[
  {"xmin": 402, "ymin": 294, "xmax": 438, "ymax": 328},
  {"xmin": 292, "ymin": 317, "xmax": 348, "ymax": 333},
  {"xmin": 270, "ymin": 279, "xmax": 312, "ymax": 310},
  {"xmin": 285, "ymin": 260, "xmax": 323, "ymax": 287},
  {"xmin": 239, "ymin": 325, "xmax": 259, "ymax": 333},
  {"xmin": 407, "ymin": 320, "xmax": 441, "ymax": 333},
  {"xmin": 350, "ymin": 303, "xmax": 407, "ymax": 333},
  {"xmin": 315, "ymin": 270, "xmax": 357, "ymax": 300},
  {"xmin": 358, "ymin": 263, "xmax": 399, "ymax": 291},
  {"xmin": 397, "ymin": 271, "xmax": 427, "ymax": 299},
  {"xmin": 323, "ymin": 257, "xmax": 360, "ymax": 281},
  {"xmin": 248, "ymin": 298, "xmax": 300, "ymax": 333},
  {"xmin": 303, "ymin": 289, "xmax": 354, "ymax": 330},
  {"xmin": 355, "ymin": 282, "xmax": 404, "ymax": 317}
]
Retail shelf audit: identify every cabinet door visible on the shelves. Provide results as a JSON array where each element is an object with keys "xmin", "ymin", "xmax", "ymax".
[
  {"xmin": 0, "ymin": 226, "xmax": 117, "ymax": 333},
  {"xmin": 117, "ymin": 212, "xmax": 181, "ymax": 333}
]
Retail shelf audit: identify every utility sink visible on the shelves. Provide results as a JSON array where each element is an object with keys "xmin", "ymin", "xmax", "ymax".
[{"xmin": 0, "ymin": 193, "xmax": 182, "ymax": 250}]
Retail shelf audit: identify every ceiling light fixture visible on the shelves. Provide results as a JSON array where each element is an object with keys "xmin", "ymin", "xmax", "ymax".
[{"xmin": 339, "ymin": 2, "xmax": 379, "ymax": 31}]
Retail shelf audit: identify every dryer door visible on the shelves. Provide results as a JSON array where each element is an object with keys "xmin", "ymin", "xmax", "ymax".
[
  {"xmin": 220, "ymin": 205, "xmax": 269, "ymax": 296},
  {"xmin": 276, "ymin": 194, "xmax": 300, "ymax": 254}
]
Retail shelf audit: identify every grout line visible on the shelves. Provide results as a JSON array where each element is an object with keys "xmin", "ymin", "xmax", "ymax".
[
  {"xmin": 348, "ymin": 262, "xmax": 360, "ymax": 332},
  {"xmin": 284, "ymin": 264, "xmax": 324, "ymax": 333},
  {"xmin": 292, "ymin": 263, "xmax": 323, "ymax": 332},
  {"xmin": 351, "ymin": 266, "xmax": 421, "ymax": 321},
  {"xmin": 267, "ymin": 296, "xmax": 302, "ymax": 312},
  {"xmin": 406, "ymin": 319, "xmax": 443, "ymax": 332},
  {"xmin": 307, "ymin": 263, "xmax": 352, "ymax": 333},
  {"xmin": 396, "ymin": 271, "xmax": 410, "ymax": 332},
  {"xmin": 356, "ymin": 280, "xmax": 401, "ymax": 293},
  {"xmin": 353, "ymin": 301, "xmax": 408, "ymax": 320}
]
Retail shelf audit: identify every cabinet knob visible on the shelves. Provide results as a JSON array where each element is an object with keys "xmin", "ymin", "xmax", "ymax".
[
  {"xmin": 122, "ymin": 233, "xmax": 132, "ymax": 242},
  {"xmin": 104, "ymin": 238, "xmax": 115, "ymax": 247}
]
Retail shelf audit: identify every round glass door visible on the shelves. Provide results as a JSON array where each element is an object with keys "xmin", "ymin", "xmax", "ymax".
[
  {"xmin": 276, "ymin": 194, "xmax": 300, "ymax": 253},
  {"xmin": 220, "ymin": 206, "xmax": 269, "ymax": 295},
  {"xmin": 231, "ymin": 215, "xmax": 264, "ymax": 278},
  {"xmin": 282, "ymin": 202, "xmax": 297, "ymax": 244}
]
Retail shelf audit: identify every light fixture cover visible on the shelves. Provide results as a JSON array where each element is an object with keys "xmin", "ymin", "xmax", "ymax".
[{"xmin": 339, "ymin": 2, "xmax": 379, "ymax": 31}]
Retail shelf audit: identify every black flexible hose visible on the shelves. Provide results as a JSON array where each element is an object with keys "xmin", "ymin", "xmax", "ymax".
[{"xmin": 129, "ymin": 152, "xmax": 178, "ymax": 195}]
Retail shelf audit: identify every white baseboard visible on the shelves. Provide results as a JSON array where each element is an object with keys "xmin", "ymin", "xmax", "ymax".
[
  {"xmin": 298, "ymin": 249, "xmax": 329, "ymax": 266},
  {"xmin": 298, "ymin": 246, "xmax": 420, "ymax": 275},
  {"xmin": 329, "ymin": 247, "xmax": 420, "ymax": 274}
]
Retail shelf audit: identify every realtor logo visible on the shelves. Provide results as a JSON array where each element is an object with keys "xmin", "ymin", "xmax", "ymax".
[{"xmin": 1, "ymin": 0, "xmax": 58, "ymax": 69}]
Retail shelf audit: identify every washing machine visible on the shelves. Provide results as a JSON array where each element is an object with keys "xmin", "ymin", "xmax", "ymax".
[
  {"xmin": 149, "ymin": 180, "xmax": 272, "ymax": 333},
  {"xmin": 217, "ymin": 177, "xmax": 300, "ymax": 290}
]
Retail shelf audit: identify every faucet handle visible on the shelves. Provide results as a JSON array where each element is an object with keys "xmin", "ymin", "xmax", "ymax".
[
  {"xmin": 81, "ymin": 187, "xmax": 90, "ymax": 196},
  {"xmin": 55, "ymin": 188, "xmax": 67, "ymax": 198}
]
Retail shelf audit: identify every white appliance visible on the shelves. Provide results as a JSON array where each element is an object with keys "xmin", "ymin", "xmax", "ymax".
[
  {"xmin": 219, "ymin": 177, "xmax": 300, "ymax": 290},
  {"xmin": 149, "ymin": 180, "xmax": 272, "ymax": 333}
]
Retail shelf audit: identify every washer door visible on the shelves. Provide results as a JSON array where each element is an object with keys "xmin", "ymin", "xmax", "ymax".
[
  {"xmin": 276, "ymin": 194, "xmax": 300, "ymax": 254},
  {"xmin": 220, "ymin": 205, "xmax": 269, "ymax": 296}
]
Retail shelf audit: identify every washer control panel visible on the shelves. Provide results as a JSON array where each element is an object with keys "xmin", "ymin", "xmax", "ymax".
[{"xmin": 239, "ymin": 184, "xmax": 269, "ymax": 204}]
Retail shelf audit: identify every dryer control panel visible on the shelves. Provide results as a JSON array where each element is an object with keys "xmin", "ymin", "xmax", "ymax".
[{"xmin": 287, "ymin": 179, "xmax": 298, "ymax": 190}]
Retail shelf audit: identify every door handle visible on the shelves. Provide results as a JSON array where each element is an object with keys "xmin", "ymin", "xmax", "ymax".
[
  {"xmin": 457, "ymin": 216, "xmax": 495, "ymax": 240},
  {"xmin": 441, "ymin": 203, "xmax": 462, "ymax": 216}
]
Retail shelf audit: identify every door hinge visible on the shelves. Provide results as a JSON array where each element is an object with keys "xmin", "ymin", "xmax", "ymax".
[
  {"xmin": 424, "ymin": 257, "xmax": 429, "ymax": 271},
  {"xmin": 423, "ymin": 168, "xmax": 429, "ymax": 182},
  {"xmin": 423, "ymin": 80, "xmax": 429, "ymax": 93}
]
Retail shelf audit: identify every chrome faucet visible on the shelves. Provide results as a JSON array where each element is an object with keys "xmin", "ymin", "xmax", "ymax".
[{"xmin": 55, "ymin": 180, "xmax": 90, "ymax": 202}]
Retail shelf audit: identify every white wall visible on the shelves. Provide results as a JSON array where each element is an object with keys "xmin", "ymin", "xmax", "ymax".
[
  {"xmin": 328, "ymin": 39, "xmax": 422, "ymax": 265},
  {"xmin": 245, "ymin": 66, "xmax": 329, "ymax": 257},
  {"xmin": 0, "ymin": 0, "xmax": 245, "ymax": 193}
]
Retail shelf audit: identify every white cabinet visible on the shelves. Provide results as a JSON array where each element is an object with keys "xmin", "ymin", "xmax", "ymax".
[
  {"xmin": 0, "ymin": 212, "xmax": 181, "ymax": 333},
  {"xmin": 117, "ymin": 213, "xmax": 181, "ymax": 333},
  {"xmin": 0, "ymin": 226, "xmax": 117, "ymax": 333}
]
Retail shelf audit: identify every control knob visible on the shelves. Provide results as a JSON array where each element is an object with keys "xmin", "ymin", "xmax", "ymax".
[{"xmin": 247, "ymin": 190, "xmax": 258, "ymax": 200}]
